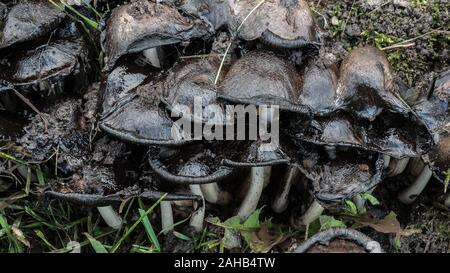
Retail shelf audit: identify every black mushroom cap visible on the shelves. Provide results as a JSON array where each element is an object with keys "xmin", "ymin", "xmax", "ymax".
[
  {"xmin": 161, "ymin": 0, "xmax": 235, "ymax": 32},
  {"xmin": 221, "ymin": 139, "xmax": 291, "ymax": 167},
  {"xmin": 284, "ymin": 46, "xmax": 432, "ymax": 158},
  {"xmin": 99, "ymin": 62, "xmax": 190, "ymax": 146},
  {"xmin": 285, "ymin": 112, "xmax": 432, "ymax": 158},
  {"xmin": 148, "ymin": 143, "xmax": 235, "ymax": 184},
  {"xmin": 293, "ymin": 228, "xmax": 383, "ymax": 253},
  {"xmin": 296, "ymin": 63, "xmax": 338, "ymax": 115},
  {"xmin": 0, "ymin": 0, "xmax": 65, "ymax": 50},
  {"xmin": 148, "ymin": 138, "xmax": 292, "ymax": 184},
  {"xmin": 335, "ymin": 46, "xmax": 409, "ymax": 121},
  {"xmin": 101, "ymin": 0, "xmax": 212, "ymax": 71},
  {"xmin": 234, "ymin": 0, "xmax": 319, "ymax": 49},
  {"xmin": 219, "ymin": 50, "xmax": 310, "ymax": 114},
  {"xmin": 0, "ymin": 35, "xmax": 88, "ymax": 93},
  {"xmin": 297, "ymin": 150, "xmax": 384, "ymax": 206},
  {"xmin": 163, "ymin": 0, "xmax": 320, "ymax": 49},
  {"xmin": 413, "ymin": 69, "xmax": 450, "ymax": 183},
  {"xmin": 160, "ymin": 58, "xmax": 222, "ymax": 124},
  {"xmin": 44, "ymin": 190, "xmax": 202, "ymax": 207}
]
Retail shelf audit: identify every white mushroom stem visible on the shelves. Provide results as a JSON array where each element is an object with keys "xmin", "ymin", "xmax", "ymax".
[
  {"xmin": 237, "ymin": 166, "xmax": 269, "ymax": 221},
  {"xmin": 398, "ymin": 166, "xmax": 433, "ymax": 204},
  {"xmin": 444, "ymin": 194, "xmax": 450, "ymax": 208},
  {"xmin": 143, "ymin": 48, "xmax": 162, "ymax": 68},
  {"xmin": 407, "ymin": 157, "xmax": 425, "ymax": 177},
  {"xmin": 272, "ymin": 166, "xmax": 300, "ymax": 213},
  {"xmin": 66, "ymin": 241, "xmax": 81, "ymax": 253},
  {"xmin": 237, "ymin": 106, "xmax": 276, "ymax": 220},
  {"xmin": 324, "ymin": 146, "xmax": 337, "ymax": 160},
  {"xmin": 189, "ymin": 184, "xmax": 205, "ymax": 232},
  {"xmin": 160, "ymin": 201, "xmax": 174, "ymax": 235},
  {"xmin": 97, "ymin": 206, "xmax": 123, "ymax": 230},
  {"xmin": 382, "ymin": 154, "xmax": 391, "ymax": 169},
  {"xmin": 301, "ymin": 200, "xmax": 324, "ymax": 226},
  {"xmin": 388, "ymin": 158, "xmax": 410, "ymax": 177},
  {"xmin": 200, "ymin": 183, "xmax": 232, "ymax": 205}
]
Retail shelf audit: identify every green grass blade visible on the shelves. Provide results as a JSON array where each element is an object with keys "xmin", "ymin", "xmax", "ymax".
[
  {"xmin": 84, "ymin": 233, "xmax": 108, "ymax": 253},
  {"xmin": 34, "ymin": 230, "xmax": 57, "ymax": 251},
  {"xmin": 173, "ymin": 231, "xmax": 193, "ymax": 241},
  {"xmin": 62, "ymin": 1, "xmax": 99, "ymax": 29},
  {"xmin": 0, "ymin": 151, "xmax": 27, "ymax": 165},
  {"xmin": 35, "ymin": 166, "xmax": 45, "ymax": 186},
  {"xmin": 110, "ymin": 193, "xmax": 167, "ymax": 253},
  {"xmin": 0, "ymin": 214, "xmax": 23, "ymax": 253},
  {"xmin": 138, "ymin": 208, "xmax": 161, "ymax": 252}
]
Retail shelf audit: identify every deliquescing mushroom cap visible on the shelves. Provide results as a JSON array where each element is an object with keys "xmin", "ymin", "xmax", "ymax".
[
  {"xmin": 0, "ymin": 0, "xmax": 65, "ymax": 50},
  {"xmin": 235, "ymin": 0, "xmax": 318, "ymax": 48},
  {"xmin": 0, "ymin": 37, "xmax": 87, "ymax": 89},
  {"xmin": 413, "ymin": 69, "xmax": 450, "ymax": 183},
  {"xmin": 101, "ymin": 0, "xmax": 212, "ymax": 71},
  {"xmin": 298, "ymin": 151, "xmax": 384, "ymax": 206}
]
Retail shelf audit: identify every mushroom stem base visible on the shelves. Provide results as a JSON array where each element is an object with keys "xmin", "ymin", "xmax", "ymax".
[
  {"xmin": 189, "ymin": 184, "xmax": 205, "ymax": 232},
  {"xmin": 97, "ymin": 206, "xmax": 123, "ymax": 230},
  {"xmin": 272, "ymin": 166, "xmax": 299, "ymax": 213},
  {"xmin": 388, "ymin": 158, "xmax": 410, "ymax": 177},
  {"xmin": 200, "ymin": 182, "xmax": 231, "ymax": 205},
  {"xmin": 398, "ymin": 166, "xmax": 432, "ymax": 204},
  {"xmin": 160, "ymin": 201, "xmax": 174, "ymax": 234},
  {"xmin": 237, "ymin": 166, "xmax": 270, "ymax": 221},
  {"xmin": 301, "ymin": 200, "xmax": 324, "ymax": 226}
]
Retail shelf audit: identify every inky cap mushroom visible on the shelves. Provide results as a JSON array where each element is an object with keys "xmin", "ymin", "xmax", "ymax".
[
  {"xmin": 101, "ymin": 0, "xmax": 212, "ymax": 71},
  {"xmin": 100, "ymin": 71, "xmax": 190, "ymax": 146},
  {"xmin": 0, "ymin": 35, "xmax": 87, "ymax": 93},
  {"xmin": 299, "ymin": 151, "xmax": 384, "ymax": 206},
  {"xmin": 0, "ymin": 0, "xmax": 64, "ymax": 49},
  {"xmin": 335, "ymin": 46, "xmax": 409, "ymax": 121},
  {"xmin": 219, "ymin": 50, "xmax": 309, "ymax": 114},
  {"xmin": 148, "ymin": 143, "xmax": 235, "ymax": 184},
  {"xmin": 412, "ymin": 69, "xmax": 450, "ymax": 184},
  {"xmin": 235, "ymin": 0, "xmax": 319, "ymax": 49}
]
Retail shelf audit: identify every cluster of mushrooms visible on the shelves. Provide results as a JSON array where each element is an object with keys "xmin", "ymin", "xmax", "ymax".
[{"xmin": 0, "ymin": 0, "xmax": 449, "ymax": 253}]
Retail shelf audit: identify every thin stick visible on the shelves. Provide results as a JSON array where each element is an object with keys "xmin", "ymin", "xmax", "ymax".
[
  {"xmin": 180, "ymin": 53, "xmax": 228, "ymax": 60},
  {"xmin": 311, "ymin": 7, "xmax": 328, "ymax": 28},
  {"xmin": 237, "ymin": 0, "xmax": 267, "ymax": 32},
  {"xmin": 12, "ymin": 90, "xmax": 48, "ymax": 131},
  {"xmin": 380, "ymin": 29, "xmax": 444, "ymax": 50},
  {"xmin": 381, "ymin": 42, "xmax": 415, "ymax": 51},
  {"xmin": 213, "ymin": 42, "xmax": 232, "ymax": 85},
  {"xmin": 214, "ymin": 0, "xmax": 267, "ymax": 85}
]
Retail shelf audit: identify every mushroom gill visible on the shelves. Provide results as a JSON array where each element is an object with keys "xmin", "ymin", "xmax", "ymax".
[{"xmin": 295, "ymin": 150, "xmax": 384, "ymax": 225}]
